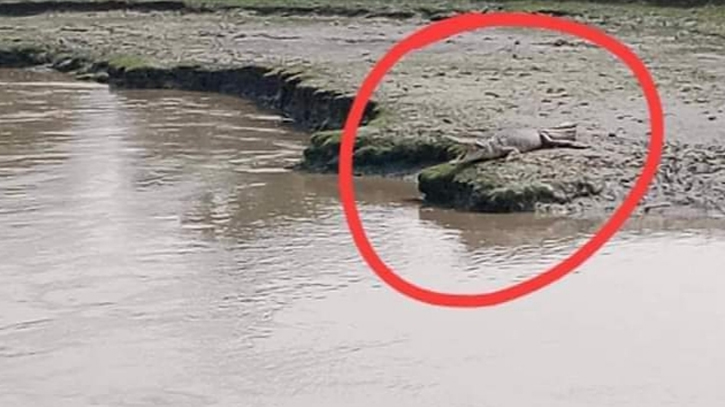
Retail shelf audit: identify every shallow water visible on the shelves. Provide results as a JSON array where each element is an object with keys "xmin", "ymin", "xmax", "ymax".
[{"xmin": 1, "ymin": 68, "xmax": 724, "ymax": 407}]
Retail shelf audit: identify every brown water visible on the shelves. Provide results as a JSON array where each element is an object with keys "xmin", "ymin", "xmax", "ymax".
[{"xmin": 1, "ymin": 68, "xmax": 724, "ymax": 407}]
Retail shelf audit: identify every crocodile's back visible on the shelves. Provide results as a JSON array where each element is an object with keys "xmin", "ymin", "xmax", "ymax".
[
  {"xmin": 494, "ymin": 128, "xmax": 543, "ymax": 152},
  {"xmin": 457, "ymin": 129, "xmax": 541, "ymax": 164},
  {"xmin": 496, "ymin": 122, "xmax": 577, "ymax": 151},
  {"xmin": 448, "ymin": 122, "xmax": 578, "ymax": 165}
]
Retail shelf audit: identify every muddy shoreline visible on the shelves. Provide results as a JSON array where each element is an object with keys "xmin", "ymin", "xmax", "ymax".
[
  {"xmin": 2, "ymin": 1, "xmax": 725, "ymax": 219},
  {"xmin": 0, "ymin": 46, "xmax": 380, "ymax": 133}
]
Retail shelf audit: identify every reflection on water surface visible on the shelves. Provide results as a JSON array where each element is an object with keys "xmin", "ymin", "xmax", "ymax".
[{"xmin": 1, "ymin": 68, "xmax": 724, "ymax": 407}]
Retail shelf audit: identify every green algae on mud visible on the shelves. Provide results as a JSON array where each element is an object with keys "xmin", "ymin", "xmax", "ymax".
[
  {"xmin": 418, "ymin": 157, "xmax": 604, "ymax": 213},
  {"xmin": 300, "ymin": 125, "xmax": 463, "ymax": 174},
  {"xmin": 107, "ymin": 54, "xmax": 150, "ymax": 71}
]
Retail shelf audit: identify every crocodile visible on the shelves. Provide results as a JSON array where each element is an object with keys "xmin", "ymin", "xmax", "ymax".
[{"xmin": 447, "ymin": 121, "xmax": 588, "ymax": 167}]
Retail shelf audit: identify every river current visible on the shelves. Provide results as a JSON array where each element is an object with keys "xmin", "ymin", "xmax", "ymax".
[{"xmin": 1, "ymin": 68, "xmax": 724, "ymax": 407}]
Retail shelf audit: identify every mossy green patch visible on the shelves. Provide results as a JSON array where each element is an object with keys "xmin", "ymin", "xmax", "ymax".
[
  {"xmin": 480, "ymin": 182, "xmax": 559, "ymax": 212},
  {"xmin": 107, "ymin": 54, "xmax": 151, "ymax": 71},
  {"xmin": 418, "ymin": 156, "xmax": 603, "ymax": 213},
  {"xmin": 418, "ymin": 162, "xmax": 464, "ymax": 184},
  {"xmin": 365, "ymin": 106, "xmax": 397, "ymax": 129},
  {"xmin": 302, "ymin": 126, "xmax": 463, "ymax": 174}
]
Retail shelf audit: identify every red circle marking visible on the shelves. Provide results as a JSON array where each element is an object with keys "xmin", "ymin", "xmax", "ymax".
[{"xmin": 338, "ymin": 12, "xmax": 664, "ymax": 308}]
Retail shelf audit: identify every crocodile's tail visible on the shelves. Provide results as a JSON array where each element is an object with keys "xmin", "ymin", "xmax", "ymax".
[{"xmin": 551, "ymin": 121, "xmax": 578, "ymax": 129}]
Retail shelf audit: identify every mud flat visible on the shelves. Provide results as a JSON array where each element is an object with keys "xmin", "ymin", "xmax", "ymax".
[{"xmin": 2, "ymin": 0, "xmax": 725, "ymax": 219}]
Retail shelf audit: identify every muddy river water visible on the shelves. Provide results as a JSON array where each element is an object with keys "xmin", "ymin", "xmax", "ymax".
[{"xmin": 1, "ymin": 68, "xmax": 724, "ymax": 407}]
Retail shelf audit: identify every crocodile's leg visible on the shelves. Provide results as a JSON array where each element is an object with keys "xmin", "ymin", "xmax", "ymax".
[
  {"xmin": 540, "ymin": 132, "xmax": 589, "ymax": 149},
  {"xmin": 449, "ymin": 152, "xmax": 467, "ymax": 165},
  {"xmin": 449, "ymin": 144, "xmax": 475, "ymax": 164},
  {"xmin": 503, "ymin": 147, "xmax": 522, "ymax": 162}
]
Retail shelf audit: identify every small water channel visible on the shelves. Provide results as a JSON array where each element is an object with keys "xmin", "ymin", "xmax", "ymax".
[{"xmin": 1, "ymin": 68, "xmax": 724, "ymax": 407}]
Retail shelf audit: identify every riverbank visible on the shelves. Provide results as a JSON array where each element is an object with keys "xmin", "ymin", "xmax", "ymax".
[{"xmin": 2, "ymin": 0, "xmax": 725, "ymax": 219}]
